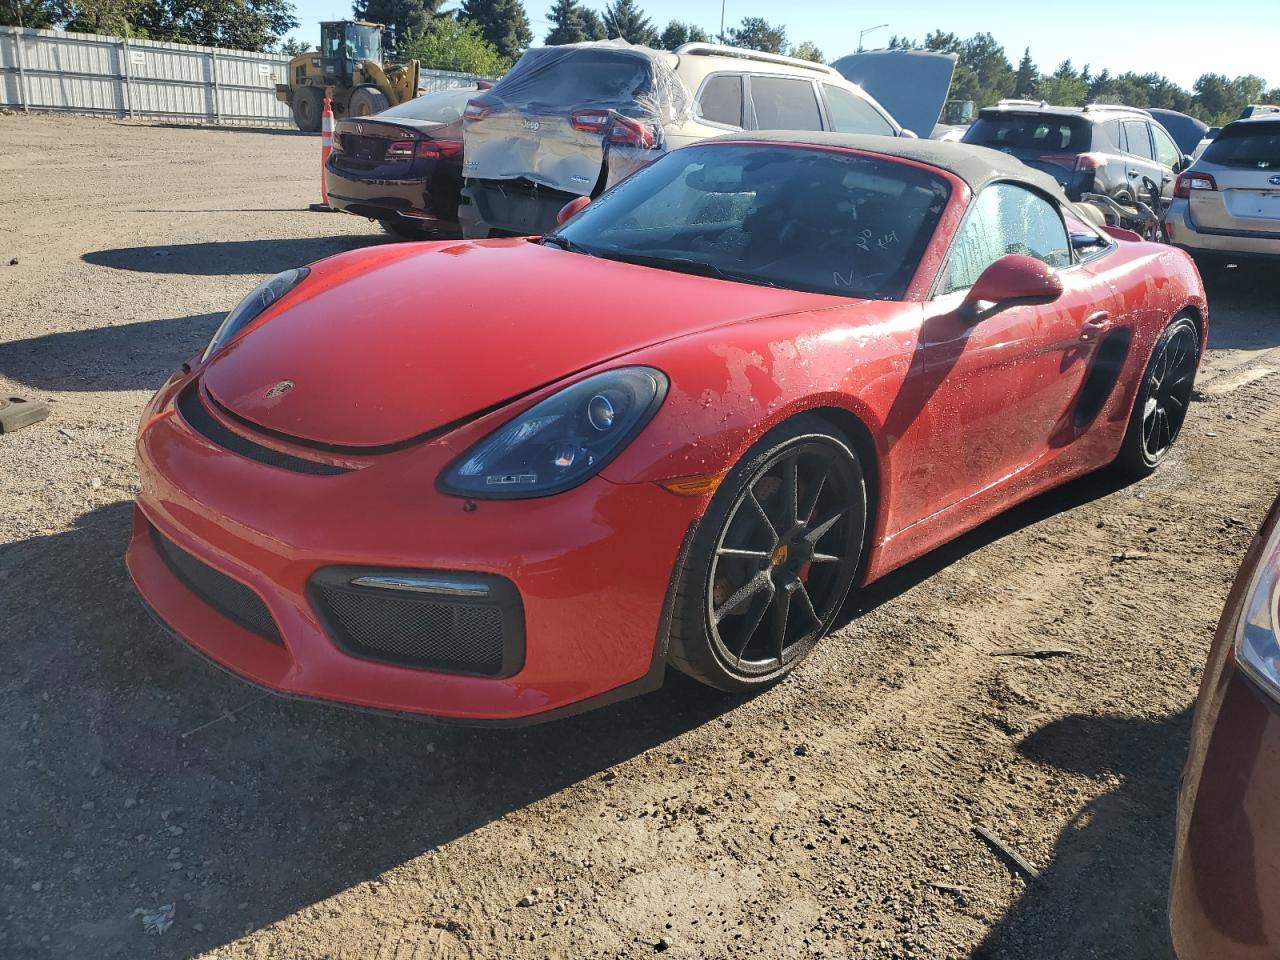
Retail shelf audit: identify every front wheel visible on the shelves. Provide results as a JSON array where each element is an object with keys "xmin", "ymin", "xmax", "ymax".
[
  {"xmin": 1113, "ymin": 313, "xmax": 1201, "ymax": 478},
  {"xmin": 347, "ymin": 86, "xmax": 389, "ymax": 117},
  {"xmin": 292, "ymin": 87, "xmax": 322, "ymax": 132},
  {"xmin": 667, "ymin": 417, "xmax": 867, "ymax": 692}
]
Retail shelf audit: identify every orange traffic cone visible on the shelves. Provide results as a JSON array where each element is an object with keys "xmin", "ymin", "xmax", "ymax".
[{"xmin": 310, "ymin": 96, "xmax": 337, "ymax": 212}]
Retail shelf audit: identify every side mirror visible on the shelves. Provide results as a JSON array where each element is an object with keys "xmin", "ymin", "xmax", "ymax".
[
  {"xmin": 1173, "ymin": 154, "xmax": 1193, "ymax": 173},
  {"xmin": 960, "ymin": 254, "xmax": 1064, "ymax": 321},
  {"xmin": 556, "ymin": 196, "xmax": 591, "ymax": 225}
]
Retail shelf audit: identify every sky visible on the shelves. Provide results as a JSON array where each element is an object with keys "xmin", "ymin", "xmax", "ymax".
[{"xmin": 284, "ymin": 0, "xmax": 1277, "ymax": 91}]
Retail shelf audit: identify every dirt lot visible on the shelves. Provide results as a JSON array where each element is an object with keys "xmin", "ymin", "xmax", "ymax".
[{"xmin": 2, "ymin": 112, "xmax": 1279, "ymax": 960}]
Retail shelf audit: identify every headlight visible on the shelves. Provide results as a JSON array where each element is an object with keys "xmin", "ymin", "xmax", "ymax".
[
  {"xmin": 1235, "ymin": 516, "xmax": 1280, "ymax": 700},
  {"xmin": 202, "ymin": 268, "xmax": 309, "ymax": 361},
  {"xmin": 439, "ymin": 367, "xmax": 667, "ymax": 499}
]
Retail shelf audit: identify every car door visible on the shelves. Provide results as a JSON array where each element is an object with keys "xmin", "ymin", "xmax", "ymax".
[
  {"xmin": 1121, "ymin": 119, "xmax": 1164, "ymax": 201},
  {"xmin": 1150, "ymin": 122, "xmax": 1182, "ymax": 199},
  {"xmin": 888, "ymin": 182, "xmax": 1114, "ymax": 527},
  {"xmin": 745, "ymin": 75, "xmax": 824, "ymax": 132}
]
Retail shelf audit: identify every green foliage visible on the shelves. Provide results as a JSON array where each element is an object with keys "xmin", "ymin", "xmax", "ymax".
[
  {"xmin": 63, "ymin": 0, "xmax": 145, "ymax": 34},
  {"xmin": 277, "ymin": 34, "xmax": 307, "ymax": 55},
  {"xmin": 602, "ymin": 0, "xmax": 655, "ymax": 46},
  {"xmin": 544, "ymin": 0, "xmax": 588, "ymax": 45},
  {"xmin": 458, "ymin": 0, "xmax": 530, "ymax": 61},
  {"xmin": 0, "ymin": 0, "xmax": 66, "ymax": 28},
  {"xmin": 788, "ymin": 40, "xmax": 823, "ymax": 63},
  {"xmin": 658, "ymin": 19, "xmax": 706, "ymax": 50},
  {"xmin": 724, "ymin": 16, "xmax": 785, "ymax": 54},
  {"xmin": 131, "ymin": 0, "xmax": 297, "ymax": 50},
  {"xmin": 1037, "ymin": 59, "xmax": 1087, "ymax": 106},
  {"xmin": 352, "ymin": 0, "xmax": 440, "ymax": 53},
  {"xmin": 400, "ymin": 13, "xmax": 508, "ymax": 73},
  {"xmin": 579, "ymin": 6, "xmax": 605, "ymax": 40}
]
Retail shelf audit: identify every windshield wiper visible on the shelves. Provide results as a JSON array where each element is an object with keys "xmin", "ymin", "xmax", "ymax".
[
  {"xmin": 539, "ymin": 234, "xmax": 592, "ymax": 255},
  {"xmin": 598, "ymin": 252, "xmax": 780, "ymax": 288}
]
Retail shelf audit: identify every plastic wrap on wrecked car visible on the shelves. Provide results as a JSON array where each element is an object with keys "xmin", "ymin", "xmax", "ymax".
[{"xmin": 461, "ymin": 39, "xmax": 692, "ymax": 196}]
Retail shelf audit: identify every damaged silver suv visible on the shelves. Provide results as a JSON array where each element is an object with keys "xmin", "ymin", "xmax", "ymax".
[{"xmin": 458, "ymin": 41, "xmax": 911, "ymax": 239}]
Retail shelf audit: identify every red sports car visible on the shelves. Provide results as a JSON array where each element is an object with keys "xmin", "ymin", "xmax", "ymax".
[{"xmin": 128, "ymin": 133, "xmax": 1208, "ymax": 724}]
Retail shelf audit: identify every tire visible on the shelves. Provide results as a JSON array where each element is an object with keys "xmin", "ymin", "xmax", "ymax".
[
  {"xmin": 667, "ymin": 416, "xmax": 868, "ymax": 693},
  {"xmin": 347, "ymin": 86, "xmax": 389, "ymax": 117},
  {"xmin": 1113, "ymin": 313, "xmax": 1201, "ymax": 479},
  {"xmin": 292, "ymin": 87, "xmax": 322, "ymax": 132}
]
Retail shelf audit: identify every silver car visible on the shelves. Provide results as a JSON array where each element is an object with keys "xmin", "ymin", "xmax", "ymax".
[
  {"xmin": 1166, "ymin": 114, "xmax": 1280, "ymax": 265},
  {"xmin": 458, "ymin": 41, "xmax": 916, "ymax": 239}
]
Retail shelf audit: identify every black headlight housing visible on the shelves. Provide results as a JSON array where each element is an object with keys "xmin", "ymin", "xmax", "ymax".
[
  {"xmin": 438, "ymin": 367, "xmax": 668, "ymax": 499},
  {"xmin": 202, "ymin": 268, "xmax": 309, "ymax": 362}
]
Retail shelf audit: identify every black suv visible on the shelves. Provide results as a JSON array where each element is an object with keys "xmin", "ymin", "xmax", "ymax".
[{"xmin": 962, "ymin": 102, "xmax": 1190, "ymax": 204}]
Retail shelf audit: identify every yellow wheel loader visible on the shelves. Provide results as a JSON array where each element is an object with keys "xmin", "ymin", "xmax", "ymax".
[{"xmin": 276, "ymin": 21, "xmax": 421, "ymax": 132}]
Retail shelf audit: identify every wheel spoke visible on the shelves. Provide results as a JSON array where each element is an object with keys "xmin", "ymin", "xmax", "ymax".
[
  {"xmin": 716, "ymin": 547, "xmax": 772, "ymax": 561},
  {"xmin": 781, "ymin": 454, "xmax": 799, "ymax": 531},
  {"xmin": 805, "ymin": 508, "xmax": 848, "ymax": 546},
  {"xmin": 791, "ymin": 578, "xmax": 822, "ymax": 627},
  {"xmin": 769, "ymin": 586, "xmax": 792, "ymax": 661},
  {"xmin": 713, "ymin": 571, "xmax": 772, "ymax": 624},
  {"xmin": 733, "ymin": 586, "xmax": 775, "ymax": 665},
  {"xmin": 746, "ymin": 490, "xmax": 781, "ymax": 548},
  {"xmin": 799, "ymin": 466, "xmax": 827, "ymax": 525},
  {"xmin": 810, "ymin": 552, "xmax": 841, "ymax": 564}
]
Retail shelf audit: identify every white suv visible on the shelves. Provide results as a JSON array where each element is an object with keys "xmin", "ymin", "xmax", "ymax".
[{"xmin": 458, "ymin": 41, "xmax": 911, "ymax": 238}]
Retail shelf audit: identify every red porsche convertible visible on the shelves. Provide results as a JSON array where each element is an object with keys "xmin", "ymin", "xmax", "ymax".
[{"xmin": 128, "ymin": 133, "xmax": 1207, "ymax": 723}]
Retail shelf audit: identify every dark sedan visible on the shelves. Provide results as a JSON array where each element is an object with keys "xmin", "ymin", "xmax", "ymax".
[
  {"xmin": 1171, "ymin": 488, "xmax": 1280, "ymax": 958},
  {"xmin": 326, "ymin": 87, "xmax": 477, "ymax": 239}
]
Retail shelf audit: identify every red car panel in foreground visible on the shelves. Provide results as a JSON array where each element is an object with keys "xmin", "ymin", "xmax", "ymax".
[
  {"xmin": 1170, "ymin": 490, "xmax": 1280, "ymax": 958},
  {"xmin": 128, "ymin": 133, "xmax": 1208, "ymax": 723}
]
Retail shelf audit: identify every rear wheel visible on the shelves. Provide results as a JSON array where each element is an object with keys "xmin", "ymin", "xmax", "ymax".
[
  {"xmin": 667, "ymin": 417, "xmax": 867, "ymax": 692},
  {"xmin": 348, "ymin": 85, "xmax": 389, "ymax": 117},
  {"xmin": 292, "ymin": 87, "xmax": 322, "ymax": 132},
  {"xmin": 1114, "ymin": 313, "xmax": 1201, "ymax": 478}
]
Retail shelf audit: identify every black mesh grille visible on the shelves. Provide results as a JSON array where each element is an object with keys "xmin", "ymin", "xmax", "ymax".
[
  {"xmin": 310, "ymin": 574, "xmax": 522, "ymax": 677},
  {"xmin": 177, "ymin": 387, "xmax": 351, "ymax": 476},
  {"xmin": 152, "ymin": 529, "xmax": 282, "ymax": 644}
]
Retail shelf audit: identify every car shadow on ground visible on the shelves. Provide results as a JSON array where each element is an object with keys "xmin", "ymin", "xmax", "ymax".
[
  {"xmin": 1199, "ymin": 264, "xmax": 1280, "ymax": 352},
  {"xmin": 972, "ymin": 709, "xmax": 1193, "ymax": 959},
  {"xmin": 82, "ymin": 235, "xmax": 392, "ymax": 276},
  {"xmin": 1, "ymin": 500, "xmax": 746, "ymax": 958},
  {"xmin": 0, "ymin": 313, "xmax": 220, "ymax": 393}
]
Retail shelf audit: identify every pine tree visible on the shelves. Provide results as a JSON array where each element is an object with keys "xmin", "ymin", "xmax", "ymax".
[
  {"xmin": 602, "ymin": 0, "xmax": 656, "ymax": 46},
  {"xmin": 725, "ymin": 16, "xmax": 785, "ymax": 54},
  {"xmin": 658, "ymin": 19, "xmax": 707, "ymax": 50},
  {"xmin": 545, "ymin": 0, "xmax": 588, "ymax": 45},
  {"xmin": 1014, "ymin": 47, "xmax": 1038, "ymax": 98},
  {"xmin": 353, "ymin": 0, "xmax": 441, "ymax": 53},
  {"xmin": 580, "ymin": 7, "xmax": 606, "ymax": 39},
  {"xmin": 458, "ymin": 0, "xmax": 531, "ymax": 60}
]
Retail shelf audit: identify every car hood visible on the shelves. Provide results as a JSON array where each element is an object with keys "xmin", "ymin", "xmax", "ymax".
[
  {"xmin": 831, "ymin": 50, "xmax": 957, "ymax": 139},
  {"xmin": 201, "ymin": 239, "xmax": 849, "ymax": 449}
]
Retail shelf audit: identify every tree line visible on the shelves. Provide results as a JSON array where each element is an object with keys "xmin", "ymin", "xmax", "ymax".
[
  {"xmin": 887, "ymin": 30, "xmax": 1279, "ymax": 126},
  {"xmin": 4, "ymin": 0, "xmax": 1276, "ymax": 123}
]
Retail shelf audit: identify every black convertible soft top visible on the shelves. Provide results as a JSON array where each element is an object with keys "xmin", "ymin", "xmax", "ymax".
[{"xmin": 708, "ymin": 130, "xmax": 1071, "ymax": 202}]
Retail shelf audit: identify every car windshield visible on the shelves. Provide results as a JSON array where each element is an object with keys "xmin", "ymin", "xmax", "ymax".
[
  {"xmin": 552, "ymin": 144, "xmax": 950, "ymax": 301},
  {"xmin": 965, "ymin": 113, "xmax": 1090, "ymax": 152},
  {"xmin": 378, "ymin": 88, "xmax": 473, "ymax": 123},
  {"xmin": 1201, "ymin": 122, "xmax": 1280, "ymax": 168}
]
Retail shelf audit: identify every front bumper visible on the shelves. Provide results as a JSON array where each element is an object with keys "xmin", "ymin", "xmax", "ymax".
[
  {"xmin": 127, "ymin": 380, "xmax": 700, "ymax": 724},
  {"xmin": 1166, "ymin": 199, "xmax": 1280, "ymax": 261}
]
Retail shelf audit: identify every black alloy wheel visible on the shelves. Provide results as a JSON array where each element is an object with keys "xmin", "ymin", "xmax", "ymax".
[
  {"xmin": 1115, "ymin": 314, "xmax": 1201, "ymax": 477},
  {"xmin": 668, "ymin": 418, "xmax": 866, "ymax": 692}
]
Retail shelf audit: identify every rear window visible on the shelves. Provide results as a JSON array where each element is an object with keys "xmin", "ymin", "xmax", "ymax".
[
  {"xmin": 964, "ymin": 113, "xmax": 1090, "ymax": 152},
  {"xmin": 698, "ymin": 75, "xmax": 743, "ymax": 127},
  {"xmin": 378, "ymin": 88, "xmax": 473, "ymax": 123},
  {"xmin": 489, "ymin": 48, "xmax": 652, "ymax": 109},
  {"xmin": 1202, "ymin": 122, "xmax": 1280, "ymax": 168},
  {"xmin": 822, "ymin": 84, "xmax": 894, "ymax": 136}
]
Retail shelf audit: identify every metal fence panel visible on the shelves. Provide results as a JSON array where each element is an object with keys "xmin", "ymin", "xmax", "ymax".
[{"xmin": 0, "ymin": 26, "xmax": 489, "ymax": 127}]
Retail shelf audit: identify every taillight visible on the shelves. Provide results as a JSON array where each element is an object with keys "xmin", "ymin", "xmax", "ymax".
[
  {"xmin": 571, "ymin": 109, "xmax": 611, "ymax": 133},
  {"xmin": 385, "ymin": 140, "xmax": 415, "ymax": 160},
  {"xmin": 607, "ymin": 115, "xmax": 655, "ymax": 148},
  {"xmin": 1173, "ymin": 171, "xmax": 1217, "ymax": 198},
  {"xmin": 1235, "ymin": 515, "xmax": 1280, "ymax": 703},
  {"xmin": 331, "ymin": 131, "xmax": 343, "ymax": 152},
  {"xmin": 415, "ymin": 140, "xmax": 463, "ymax": 159},
  {"xmin": 464, "ymin": 99, "xmax": 490, "ymax": 121}
]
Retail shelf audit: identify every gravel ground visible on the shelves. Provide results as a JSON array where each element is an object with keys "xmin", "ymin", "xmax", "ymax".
[{"xmin": 2, "ymin": 113, "xmax": 1279, "ymax": 960}]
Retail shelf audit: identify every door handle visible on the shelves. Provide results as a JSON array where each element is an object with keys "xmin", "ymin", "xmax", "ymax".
[
  {"xmin": 1081, "ymin": 311, "xmax": 1110, "ymax": 342},
  {"xmin": 1128, "ymin": 170, "xmax": 1140, "ymax": 178}
]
